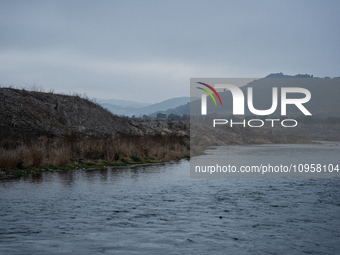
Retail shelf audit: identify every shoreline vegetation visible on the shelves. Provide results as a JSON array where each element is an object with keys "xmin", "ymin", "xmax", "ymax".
[
  {"xmin": 0, "ymin": 133, "xmax": 190, "ymax": 179},
  {"xmin": 0, "ymin": 123, "xmax": 313, "ymax": 179}
]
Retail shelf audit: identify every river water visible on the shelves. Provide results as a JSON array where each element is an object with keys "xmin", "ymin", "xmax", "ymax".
[{"xmin": 1, "ymin": 143, "xmax": 340, "ymax": 254}]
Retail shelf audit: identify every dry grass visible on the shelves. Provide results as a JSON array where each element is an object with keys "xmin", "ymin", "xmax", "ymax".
[
  {"xmin": 0, "ymin": 133, "xmax": 190, "ymax": 171},
  {"xmin": 0, "ymin": 148, "xmax": 18, "ymax": 170}
]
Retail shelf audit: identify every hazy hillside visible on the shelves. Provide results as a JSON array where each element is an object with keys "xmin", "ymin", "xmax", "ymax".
[
  {"xmin": 169, "ymin": 102, "xmax": 190, "ymax": 115},
  {"xmin": 96, "ymin": 98, "xmax": 150, "ymax": 108},
  {"xmin": 102, "ymin": 97, "xmax": 190, "ymax": 117},
  {"xmin": 149, "ymin": 102, "xmax": 190, "ymax": 117}
]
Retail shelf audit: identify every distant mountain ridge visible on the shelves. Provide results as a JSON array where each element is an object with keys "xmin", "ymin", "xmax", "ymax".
[
  {"xmin": 265, "ymin": 72, "xmax": 314, "ymax": 78},
  {"xmin": 100, "ymin": 97, "xmax": 190, "ymax": 117},
  {"xmin": 96, "ymin": 98, "xmax": 150, "ymax": 108}
]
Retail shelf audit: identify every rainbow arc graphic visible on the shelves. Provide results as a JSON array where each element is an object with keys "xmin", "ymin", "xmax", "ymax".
[{"xmin": 196, "ymin": 82, "xmax": 223, "ymax": 106}]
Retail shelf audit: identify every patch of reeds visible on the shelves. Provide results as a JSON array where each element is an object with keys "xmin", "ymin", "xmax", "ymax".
[{"xmin": 0, "ymin": 133, "xmax": 190, "ymax": 172}]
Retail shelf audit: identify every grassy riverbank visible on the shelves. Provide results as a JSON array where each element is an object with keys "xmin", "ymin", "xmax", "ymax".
[{"xmin": 0, "ymin": 133, "xmax": 190, "ymax": 178}]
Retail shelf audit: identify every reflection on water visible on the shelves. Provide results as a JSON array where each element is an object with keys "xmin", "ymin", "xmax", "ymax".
[{"xmin": 1, "ymin": 146, "xmax": 340, "ymax": 254}]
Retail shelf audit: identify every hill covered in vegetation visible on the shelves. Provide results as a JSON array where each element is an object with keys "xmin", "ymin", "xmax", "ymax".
[{"xmin": 0, "ymin": 88, "xmax": 188, "ymax": 141}]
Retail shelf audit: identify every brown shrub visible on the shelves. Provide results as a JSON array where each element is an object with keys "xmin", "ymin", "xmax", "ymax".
[
  {"xmin": 0, "ymin": 148, "xmax": 18, "ymax": 169},
  {"xmin": 32, "ymin": 147, "xmax": 44, "ymax": 167},
  {"xmin": 17, "ymin": 145, "xmax": 32, "ymax": 168},
  {"xmin": 54, "ymin": 148, "xmax": 71, "ymax": 166}
]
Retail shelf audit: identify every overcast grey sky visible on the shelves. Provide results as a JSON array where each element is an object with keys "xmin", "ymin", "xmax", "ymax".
[{"xmin": 1, "ymin": 0, "xmax": 339, "ymax": 103}]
